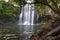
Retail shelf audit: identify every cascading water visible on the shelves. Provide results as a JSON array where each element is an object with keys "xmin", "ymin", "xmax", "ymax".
[
  {"xmin": 19, "ymin": 4, "xmax": 35, "ymax": 25},
  {"xmin": 18, "ymin": 0, "xmax": 39, "ymax": 40}
]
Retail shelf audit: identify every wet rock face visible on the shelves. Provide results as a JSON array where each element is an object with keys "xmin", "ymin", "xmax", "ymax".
[{"xmin": 34, "ymin": 9, "xmax": 39, "ymax": 24}]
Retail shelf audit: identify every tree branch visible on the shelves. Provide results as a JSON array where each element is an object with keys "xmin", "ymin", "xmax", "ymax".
[
  {"xmin": 51, "ymin": 0, "xmax": 59, "ymax": 9},
  {"xmin": 35, "ymin": 1, "xmax": 56, "ymax": 13}
]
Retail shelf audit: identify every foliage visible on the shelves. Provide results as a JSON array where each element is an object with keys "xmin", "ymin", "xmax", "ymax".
[
  {"xmin": 13, "ymin": 0, "xmax": 60, "ymax": 16},
  {"xmin": 35, "ymin": 3, "xmax": 45, "ymax": 16},
  {"xmin": 15, "ymin": 0, "xmax": 60, "ymax": 16},
  {"xmin": 13, "ymin": 0, "xmax": 25, "ymax": 5},
  {"xmin": 0, "ymin": 0, "xmax": 60, "ymax": 22},
  {"xmin": 0, "ymin": 1, "xmax": 19, "ymax": 21},
  {"xmin": 35, "ymin": 0, "xmax": 60, "ymax": 16}
]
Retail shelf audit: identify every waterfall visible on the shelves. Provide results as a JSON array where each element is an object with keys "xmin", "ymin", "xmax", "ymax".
[
  {"xmin": 18, "ymin": 4, "xmax": 35, "ymax": 25},
  {"xmin": 18, "ymin": 4, "xmax": 35, "ymax": 40},
  {"xmin": 18, "ymin": 0, "xmax": 39, "ymax": 40}
]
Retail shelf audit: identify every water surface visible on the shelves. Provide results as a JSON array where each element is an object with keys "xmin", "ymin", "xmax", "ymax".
[{"xmin": 0, "ymin": 24, "xmax": 41, "ymax": 40}]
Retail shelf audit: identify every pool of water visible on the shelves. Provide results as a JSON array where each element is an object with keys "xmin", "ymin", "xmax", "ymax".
[{"xmin": 0, "ymin": 24, "xmax": 41, "ymax": 40}]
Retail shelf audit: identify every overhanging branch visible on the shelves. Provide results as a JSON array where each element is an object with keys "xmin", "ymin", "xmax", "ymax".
[
  {"xmin": 51, "ymin": 0, "xmax": 59, "ymax": 9},
  {"xmin": 35, "ymin": 1, "xmax": 56, "ymax": 13}
]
